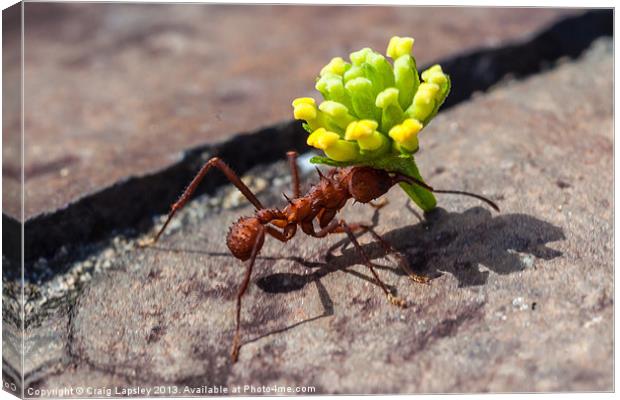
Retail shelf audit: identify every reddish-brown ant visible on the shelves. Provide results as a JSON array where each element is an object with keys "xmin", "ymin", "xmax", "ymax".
[{"xmin": 141, "ymin": 151, "xmax": 499, "ymax": 362}]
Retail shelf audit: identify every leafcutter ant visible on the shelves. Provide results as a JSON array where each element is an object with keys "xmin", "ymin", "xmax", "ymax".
[{"xmin": 140, "ymin": 151, "xmax": 499, "ymax": 362}]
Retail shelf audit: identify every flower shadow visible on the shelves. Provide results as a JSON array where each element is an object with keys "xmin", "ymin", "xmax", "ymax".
[{"xmin": 372, "ymin": 206, "xmax": 564, "ymax": 287}]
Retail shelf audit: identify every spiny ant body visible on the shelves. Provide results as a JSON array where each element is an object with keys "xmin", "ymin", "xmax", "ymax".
[
  {"xmin": 141, "ymin": 151, "xmax": 499, "ymax": 363},
  {"xmin": 227, "ymin": 166, "xmax": 390, "ymax": 261}
]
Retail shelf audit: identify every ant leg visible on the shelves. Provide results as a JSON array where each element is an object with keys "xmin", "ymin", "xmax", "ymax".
[
  {"xmin": 319, "ymin": 220, "xmax": 407, "ymax": 308},
  {"xmin": 265, "ymin": 224, "xmax": 296, "ymax": 242},
  {"xmin": 231, "ymin": 226, "xmax": 265, "ymax": 363},
  {"xmin": 140, "ymin": 157, "xmax": 264, "ymax": 246},
  {"xmin": 286, "ymin": 151, "xmax": 301, "ymax": 198},
  {"xmin": 322, "ymin": 220, "xmax": 429, "ymax": 284},
  {"xmin": 363, "ymin": 227, "xmax": 430, "ymax": 284},
  {"xmin": 330, "ymin": 222, "xmax": 429, "ymax": 284}
]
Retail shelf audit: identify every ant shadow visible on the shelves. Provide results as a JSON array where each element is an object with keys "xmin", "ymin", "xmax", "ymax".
[
  {"xmin": 253, "ymin": 205, "xmax": 565, "ymax": 292},
  {"xmin": 147, "ymin": 205, "xmax": 565, "ymax": 345}
]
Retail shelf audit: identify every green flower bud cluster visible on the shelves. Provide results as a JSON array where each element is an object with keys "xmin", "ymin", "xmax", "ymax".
[
  {"xmin": 291, "ymin": 36, "xmax": 451, "ymax": 211},
  {"xmin": 293, "ymin": 36, "xmax": 450, "ymax": 163}
]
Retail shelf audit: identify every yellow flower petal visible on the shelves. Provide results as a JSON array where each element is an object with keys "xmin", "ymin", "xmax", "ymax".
[
  {"xmin": 350, "ymin": 47, "xmax": 372, "ymax": 66},
  {"xmin": 307, "ymin": 128, "xmax": 339, "ymax": 150},
  {"xmin": 386, "ymin": 36, "xmax": 414, "ymax": 59},
  {"xmin": 320, "ymin": 57, "xmax": 346, "ymax": 76},
  {"xmin": 422, "ymin": 65, "xmax": 448, "ymax": 87},
  {"xmin": 324, "ymin": 140, "xmax": 359, "ymax": 161},
  {"xmin": 413, "ymin": 83, "xmax": 440, "ymax": 106},
  {"xmin": 356, "ymin": 131, "xmax": 386, "ymax": 151},
  {"xmin": 389, "ymin": 118, "xmax": 423, "ymax": 151},
  {"xmin": 421, "ymin": 65, "xmax": 443, "ymax": 81},
  {"xmin": 292, "ymin": 97, "xmax": 316, "ymax": 107},
  {"xmin": 427, "ymin": 72, "xmax": 447, "ymax": 86},
  {"xmin": 307, "ymin": 128, "xmax": 359, "ymax": 161},
  {"xmin": 344, "ymin": 120, "xmax": 379, "ymax": 140},
  {"xmin": 293, "ymin": 103, "xmax": 317, "ymax": 121},
  {"xmin": 375, "ymin": 88, "xmax": 400, "ymax": 108}
]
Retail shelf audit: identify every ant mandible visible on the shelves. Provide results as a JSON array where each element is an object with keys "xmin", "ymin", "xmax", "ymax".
[{"xmin": 141, "ymin": 151, "xmax": 499, "ymax": 362}]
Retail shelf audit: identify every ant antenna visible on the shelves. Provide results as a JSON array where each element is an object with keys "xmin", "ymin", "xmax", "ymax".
[
  {"xmin": 393, "ymin": 172, "xmax": 500, "ymax": 212},
  {"xmin": 432, "ymin": 188, "xmax": 500, "ymax": 212}
]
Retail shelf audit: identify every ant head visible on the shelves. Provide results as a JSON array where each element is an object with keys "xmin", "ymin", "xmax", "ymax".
[{"xmin": 348, "ymin": 167, "xmax": 395, "ymax": 203}]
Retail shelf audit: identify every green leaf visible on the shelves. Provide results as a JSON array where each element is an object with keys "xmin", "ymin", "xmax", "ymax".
[
  {"xmin": 395, "ymin": 158, "xmax": 437, "ymax": 211},
  {"xmin": 309, "ymin": 156, "xmax": 356, "ymax": 167}
]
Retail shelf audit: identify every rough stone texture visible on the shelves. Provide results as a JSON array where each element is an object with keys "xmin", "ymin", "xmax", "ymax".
[
  {"xmin": 9, "ymin": 3, "xmax": 577, "ymax": 219},
  {"xmin": 22, "ymin": 39, "xmax": 612, "ymax": 394}
]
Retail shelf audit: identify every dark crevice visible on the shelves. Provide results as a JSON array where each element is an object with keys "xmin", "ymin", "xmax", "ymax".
[
  {"xmin": 3, "ymin": 9, "xmax": 612, "ymax": 269},
  {"xmin": 437, "ymin": 9, "xmax": 613, "ymax": 108}
]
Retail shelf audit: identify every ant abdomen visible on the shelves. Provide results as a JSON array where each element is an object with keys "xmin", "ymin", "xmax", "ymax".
[{"xmin": 226, "ymin": 217, "xmax": 265, "ymax": 261}]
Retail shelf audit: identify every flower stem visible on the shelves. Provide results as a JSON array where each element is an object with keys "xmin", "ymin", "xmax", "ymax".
[{"xmin": 396, "ymin": 158, "xmax": 437, "ymax": 211}]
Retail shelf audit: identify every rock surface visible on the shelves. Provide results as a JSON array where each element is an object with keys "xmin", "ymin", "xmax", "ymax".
[
  {"xmin": 6, "ymin": 4, "xmax": 578, "ymax": 219},
  {"xmin": 21, "ymin": 38, "xmax": 612, "ymax": 394}
]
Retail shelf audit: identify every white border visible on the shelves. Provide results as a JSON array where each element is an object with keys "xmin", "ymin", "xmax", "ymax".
[{"xmin": 0, "ymin": 2, "xmax": 615, "ymax": 400}]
